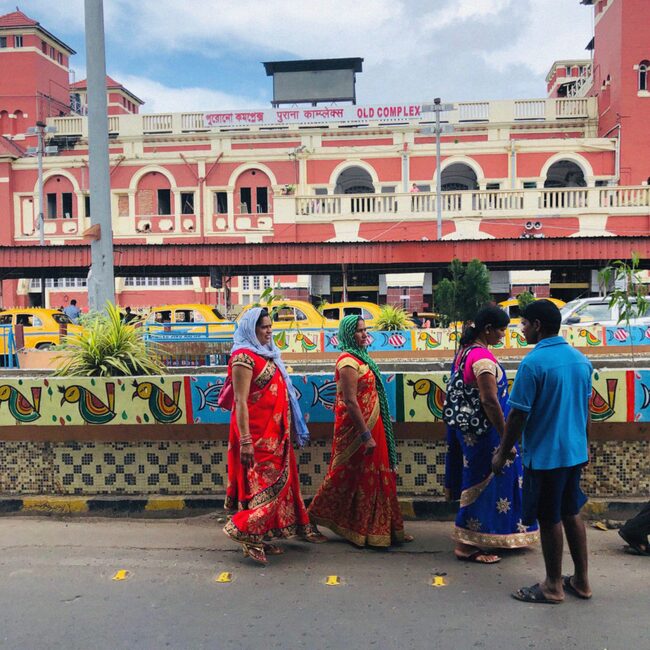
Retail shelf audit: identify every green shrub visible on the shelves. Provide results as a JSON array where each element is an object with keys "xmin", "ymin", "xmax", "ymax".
[
  {"xmin": 374, "ymin": 305, "xmax": 411, "ymax": 331},
  {"xmin": 55, "ymin": 302, "xmax": 165, "ymax": 377}
]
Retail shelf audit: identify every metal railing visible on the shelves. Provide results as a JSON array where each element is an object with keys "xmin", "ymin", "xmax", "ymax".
[{"xmin": 0, "ymin": 325, "xmax": 18, "ymax": 368}]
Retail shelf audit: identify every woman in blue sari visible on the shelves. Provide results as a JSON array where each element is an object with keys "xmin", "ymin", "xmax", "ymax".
[{"xmin": 445, "ymin": 306, "xmax": 539, "ymax": 563}]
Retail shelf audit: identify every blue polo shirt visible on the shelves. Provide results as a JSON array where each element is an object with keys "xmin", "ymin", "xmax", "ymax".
[{"xmin": 508, "ymin": 336, "xmax": 592, "ymax": 470}]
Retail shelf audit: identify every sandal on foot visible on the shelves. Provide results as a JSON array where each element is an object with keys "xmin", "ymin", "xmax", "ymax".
[
  {"xmin": 512, "ymin": 583, "xmax": 562, "ymax": 605},
  {"xmin": 243, "ymin": 543, "xmax": 268, "ymax": 565},
  {"xmin": 303, "ymin": 531, "xmax": 328, "ymax": 544},
  {"xmin": 263, "ymin": 543, "xmax": 285, "ymax": 556},
  {"xmin": 455, "ymin": 549, "xmax": 501, "ymax": 564},
  {"xmin": 403, "ymin": 534, "xmax": 415, "ymax": 543},
  {"xmin": 562, "ymin": 575, "xmax": 592, "ymax": 600},
  {"xmin": 619, "ymin": 530, "xmax": 649, "ymax": 556}
]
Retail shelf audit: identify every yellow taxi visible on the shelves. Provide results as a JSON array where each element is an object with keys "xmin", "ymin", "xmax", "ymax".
[
  {"xmin": 0, "ymin": 308, "xmax": 83, "ymax": 349},
  {"xmin": 498, "ymin": 297, "xmax": 566, "ymax": 324},
  {"xmin": 320, "ymin": 301, "xmax": 415, "ymax": 329},
  {"xmin": 144, "ymin": 304, "xmax": 235, "ymax": 335},
  {"xmin": 237, "ymin": 299, "xmax": 336, "ymax": 329}
]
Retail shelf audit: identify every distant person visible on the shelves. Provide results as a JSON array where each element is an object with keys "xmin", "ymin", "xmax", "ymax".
[
  {"xmin": 493, "ymin": 300, "xmax": 593, "ymax": 603},
  {"xmin": 409, "ymin": 182, "xmax": 420, "ymax": 193},
  {"xmin": 123, "ymin": 306, "xmax": 136, "ymax": 324},
  {"xmin": 63, "ymin": 299, "xmax": 81, "ymax": 324},
  {"xmin": 411, "ymin": 311, "xmax": 422, "ymax": 328}
]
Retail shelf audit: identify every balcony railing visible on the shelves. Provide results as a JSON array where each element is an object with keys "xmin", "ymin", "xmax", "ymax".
[
  {"xmin": 48, "ymin": 97, "xmax": 597, "ymax": 138},
  {"xmin": 288, "ymin": 186, "xmax": 650, "ymax": 220}
]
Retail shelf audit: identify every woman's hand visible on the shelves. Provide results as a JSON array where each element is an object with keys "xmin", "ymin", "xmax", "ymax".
[
  {"xmin": 240, "ymin": 442, "xmax": 254, "ymax": 468},
  {"xmin": 363, "ymin": 436, "xmax": 376, "ymax": 455}
]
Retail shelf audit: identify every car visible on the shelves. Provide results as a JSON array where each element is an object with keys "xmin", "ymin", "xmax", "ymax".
[
  {"xmin": 237, "ymin": 299, "xmax": 336, "ymax": 329},
  {"xmin": 498, "ymin": 298, "xmax": 566, "ymax": 324},
  {"xmin": 321, "ymin": 302, "xmax": 416, "ymax": 329},
  {"xmin": 0, "ymin": 308, "xmax": 83, "ymax": 349},
  {"xmin": 144, "ymin": 304, "xmax": 234, "ymax": 335},
  {"xmin": 560, "ymin": 297, "xmax": 650, "ymax": 327}
]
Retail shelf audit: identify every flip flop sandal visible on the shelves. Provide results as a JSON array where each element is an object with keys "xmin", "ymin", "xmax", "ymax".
[
  {"xmin": 242, "ymin": 543, "xmax": 268, "ymax": 565},
  {"xmin": 623, "ymin": 544, "xmax": 650, "ymax": 556},
  {"xmin": 304, "ymin": 532, "xmax": 328, "ymax": 544},
  {"xmin": 512, "ymin": 583, "xmax": 562, "ymax": 605},
  {"xmin": 562, "ymin": 575, "xmax": 592, "ymax": 600},
  {"xmin": 456, "ymin": 549, "xmax": 501, "ymax": 564},
  {"xmin": 619, "ymin": 530, "xmax": 650, "ymax": 555},
  {"xmin": 263, "ymin": 543, "xmax": 285, "ymax": 555}
]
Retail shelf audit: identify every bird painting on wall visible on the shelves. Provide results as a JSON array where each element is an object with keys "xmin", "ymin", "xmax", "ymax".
[
  {"xmin": 0, "ymin": 384, "xmax": 42, "ymax": 423},
  {"xmin": 59, "ymin": 383, "xmax": 116, "ymax": 424},
  {"xmin": 132, "ymin": 380, "xmax": 183, "ymax": 424}
]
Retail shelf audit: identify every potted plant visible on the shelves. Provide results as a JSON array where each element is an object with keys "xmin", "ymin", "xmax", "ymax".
[{"xmin": 374, "ymin": 305, "xmax": 411, "ymax": 331}]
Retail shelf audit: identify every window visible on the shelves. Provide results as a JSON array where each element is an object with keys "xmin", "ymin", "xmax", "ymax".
[
  {"xmin": 240, "ymin": 187, "xmax": 252, "ymax": 214},
  {"xmin": 381, "ymin": 186, "xmax": 396, "ymax": 193},
  {"xmin": 256, "ymin": 187, "xmax": 268, "ymax": 213},
  {"xmin": 573, "ymin": 302, "xmax": 612, "ymax": 323},
  {"xmin": 14, "ymin": 35, "xmax": 23, "ymax": 47},
  {"xmin": 314, "ymin": 188, "xmax": 328, "ymax": 196},
  {"xmin": 215, "ymin": 191, "xmax": 228, "ymax": 214},
  {"xmin": 0, "ymin": 37, "xmax": 7, "ymax": 48},
  {"xmin": 46, "ymin": 193, "xmax": 57, "ymax": 218},
  {"xmin": 157, "ymin": 189, "xmax": 171, "ymax": 215},
  {"xmin": 322, "ymin": 308, "xmax": 339, "ymax": 320},
  {"xmin": 253, "ymin": 276, "xmax": 260, "ymax": 290},
  {"xmin": 180, "ymin": 192, "xmax": 194, "ymax": 214},
  {"xmin": 263, "ymin": 276, "xmax": 272, "ymax": 289},
  {"xmin": 41, "ymin": 41, "xmax": 47, "ymax": 54},
  {"xmin": 62, "ymin": 193, "xmax": 73, "ymax": 218},
  {"xmin": 486, "ymin": 182, "xmax": 501, "ymax": 190},
  {"xmin": 58, "ymin": 52, "xmax": 63, "ymax": 65},
  {"xmin": 523, "ymin": 181, "xmax": 537, "ymax": 189},
  {"xmin": 84, "ymin": 195, "xmax": 91, "ymax": 218},
  {"xmin": 639, "ymin": 61, "xmax": 649, "ymax": 92},
  {"xmin": 0, "ymin": 315, "xmax": 12, "ymax": 325},
  {"xmin": 242, "ymin": 277, "xmax": 250, "ymax": 291}
]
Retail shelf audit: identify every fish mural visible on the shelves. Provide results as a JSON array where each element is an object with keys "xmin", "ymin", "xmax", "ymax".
[
  {"xmin": 311, "ymin": 380, "xmax": 337, "ymax": 411},
  {"xmin": 510, "ymin": 331, "xmax": 528, "ymax": 347},
  {"xmin": 327, "ymin": 333, "xmax": 339, "ymax": 348},
  {"xmin": 590, "ymin": 378, "xmax": 617, "ymax": 422},
  {"xmin": 194, "ymin": 380, "xmax": 225, "ymax": 411},
  {"xmin": 59, "ymin": 383, "xmax": 116, "ymax": 425},
  {"xmin": 641, "ymin": 382, "xmax": 650, "ymax": 410},
  {"xmin": 579, "ymin": 329, "xmax": 602, "ymax": 346},
  {"xmin": 0, "ymin": 384, "xmax": 42, "ymax": 423},
  {"xmin": 609, "ymin": 328, "xmax": 630, "ymax": 343},
  {"xmin": 407, "ymin": 377, "xmax": 446, "ymax": 419},
  {"xmin": 418, "ymin": 331, "xmax": 441, "ymax": 349},
  {"xmin": 383, "ymin": 332, "xmax": 407, "ymax": 348},
  {"xmin": 132, "ymin": 380, "xmax": 183, "ymax": 424}
]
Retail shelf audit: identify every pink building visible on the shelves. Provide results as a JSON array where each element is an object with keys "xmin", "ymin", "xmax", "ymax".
[{"xmin": 0, "ymin": 1, "xmax": 648, "ymax": 312}]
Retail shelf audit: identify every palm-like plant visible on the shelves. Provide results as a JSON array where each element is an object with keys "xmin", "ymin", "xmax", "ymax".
[
  {"xmin": 55, "ymin": 302, "xmax": 165, "ymax": 377},
  {"xmin": 374, "ymin": 305, "xmax": 411, "ymax": 331}
]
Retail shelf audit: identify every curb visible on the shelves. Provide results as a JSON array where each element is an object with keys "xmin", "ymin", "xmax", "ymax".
[{"xmin": 0, "ymin": 496, "xmax": 645, "ymax": 521}]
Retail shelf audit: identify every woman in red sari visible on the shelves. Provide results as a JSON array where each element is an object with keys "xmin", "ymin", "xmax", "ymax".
[
  {"xmin": 223, "ymin": 308, "xmax": 325, "ymax": 565},
  {"xmin": 308, "ymin": 315, "xmax": 412, "ymax": 547}
]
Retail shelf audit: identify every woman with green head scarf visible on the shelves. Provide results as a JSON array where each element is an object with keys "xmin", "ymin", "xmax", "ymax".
[{"xmin": 308, "ymin": 315, "xmax": 412, "ymax": 547}]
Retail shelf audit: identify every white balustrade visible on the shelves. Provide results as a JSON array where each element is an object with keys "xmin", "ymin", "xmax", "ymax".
[
  {"xmin": 472, "ymin": 190, "xmax": 524, "ymax": 211},
  {"xmin": 599, "ymin": 186, "xmax": 650, "ymax": 208},
  {"xmin": 514, "ymin": 100, "xmax": 546, "ymax": 120},
  {"xmin": 142, "ymin": 113, "xmax": 173, "ymax": 132},
  {"xmin": 458, "ymin": 102, "xmax": 490, "ymax": 122},
  {"xmin": 556, "ymin": 98, "xmax": 589, "ymax": 118},
  {"xmin": 538, "ymin": 188, "xmax": 588, "ymax": 210},
  {"xmin": 181, "ymin": 113, "xmax": 206, "ymax": 131},
  {"xmin": 52, "ymin": 116, "xmax": 83, "ymax": 135}
]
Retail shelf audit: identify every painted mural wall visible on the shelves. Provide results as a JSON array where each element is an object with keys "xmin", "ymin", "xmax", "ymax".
[{"xmin": 0, "ymin": 368, "xmax": 644, "ymax": 428}]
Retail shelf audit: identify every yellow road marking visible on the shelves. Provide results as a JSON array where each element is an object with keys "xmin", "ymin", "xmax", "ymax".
[
  {"xmin": 432, "ymin": 576, "xmax": 446, "ymax": 587},
  {"xmin": 144, "ymin": 498, "xmax": 185, "ymax": 511},
  {"xmin": 22, "ymin": 497, "xmax": 88, "ymax": 514},
  {"xmin": 112, "ymin": 570, "xmax": 129, "ymax": 581},
  {"xmin": 325, "ymin": 575, "xmax": 341, "ymax": 586},
  {"xmin": 215, "ymin": 572, "xmax": 232, "ymax": 583}
]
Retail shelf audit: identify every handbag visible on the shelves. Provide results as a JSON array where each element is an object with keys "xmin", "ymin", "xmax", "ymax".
[
  {"xmin": 442, "ymin": 345, "xmax": 491, "ymax": 436},
  {"xmin": 216, "ymin": 377, "xmax": 234, "ymax": 411}
]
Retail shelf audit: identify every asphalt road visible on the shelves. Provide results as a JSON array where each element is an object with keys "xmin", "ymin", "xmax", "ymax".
[{"xmin": 0, "ymin": 516, "xmax": 645, "ymax": 650}]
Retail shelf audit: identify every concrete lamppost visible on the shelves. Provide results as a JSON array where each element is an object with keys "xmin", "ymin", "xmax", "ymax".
[
  {"xmin": 421, "ymin": 99, "xmax": 455, "ymax": 240},
  {"xmin": 84, "ymin": 0, "xmax": 115, "ymax": 311},
  {"xmin": 26, "ymin": 122, "xmax": 57, "ymax": 306}
]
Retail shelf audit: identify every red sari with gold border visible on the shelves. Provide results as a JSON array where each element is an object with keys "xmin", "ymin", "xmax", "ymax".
[
  {"xmin": 308, "ymin": 353, "xmax": 405, "ymax": 547},
  {"xmin": 224, "ymin": 348, "xmax": 311, "ymax": 543}
]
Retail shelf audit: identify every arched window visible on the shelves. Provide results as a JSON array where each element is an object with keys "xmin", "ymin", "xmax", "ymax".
[
  {"xmin": 440, "ymin": 163, "xmax": 478, "ymax": 191},
  {"xmin": 544, "ymin": 160, "xmax": 586, "ymax": 188},
  {"xmin": 639, "ymin": 60, "xmax": 649, "ymax": 92},
  {"xmin": 43, "ymin": 175, "xmax": 76, "ymax": 219},
  {"xmin": 135, "ymin": 171, "xmax": 172, "ymax": 216},
  {"xmin": 334, "ymin": 166, "xmax": 375, "ymax": 194},
  {"xmin": 234, "ymin": 168, "xmax": 272, "ymax": 215}
]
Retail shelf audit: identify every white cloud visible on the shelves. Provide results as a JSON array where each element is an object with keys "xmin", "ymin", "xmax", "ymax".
[{"xmin": 116, "ymin": 75, "xmax": 260, "ymax": 113}]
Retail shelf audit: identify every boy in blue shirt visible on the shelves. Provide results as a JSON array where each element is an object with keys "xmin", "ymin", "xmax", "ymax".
[{"xmin": 493, "ymin": 300, "xmax": 592, "ymax": 604}]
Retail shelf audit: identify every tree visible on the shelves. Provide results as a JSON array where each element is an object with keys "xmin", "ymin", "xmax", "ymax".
[
  {"xmin": 516, "ymin": 291, "xmax": 536, "ymax": 312},
  {"xmin": 434, "ymin": 258, "xmax": 491, "ymax": 326}
]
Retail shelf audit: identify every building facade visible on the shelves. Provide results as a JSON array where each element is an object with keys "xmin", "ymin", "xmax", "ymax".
[{"xmin": 0, "ymin": 1, "xmax": 648, "ymax": 312}]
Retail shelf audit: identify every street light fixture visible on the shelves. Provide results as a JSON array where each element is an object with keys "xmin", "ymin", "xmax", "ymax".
[
  {"xmin": 421, "ymin": 99, "xmax": 455, "ymax": 240},
  {"xmin": 26, "ymin": 122, "xmax": 57, "ymax": 247}
]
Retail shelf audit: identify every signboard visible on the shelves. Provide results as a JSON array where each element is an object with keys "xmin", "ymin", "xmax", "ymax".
[{"xmin": 203, "ymin": 102, "xmax": 430, "ymax": 128}]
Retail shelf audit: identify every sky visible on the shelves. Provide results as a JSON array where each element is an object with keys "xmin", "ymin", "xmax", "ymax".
[{"xmin": 2, "ymin": 0, "xmax": 595, "ymax": 114}]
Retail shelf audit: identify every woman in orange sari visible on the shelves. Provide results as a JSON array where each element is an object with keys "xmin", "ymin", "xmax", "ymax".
[
  {"xmin": 308, "ymin": 315, "xmax": 412, "ymax": 547},
  {"xmin": 223, "ymin": 308, "xmax": 325, "ymax": 565}
]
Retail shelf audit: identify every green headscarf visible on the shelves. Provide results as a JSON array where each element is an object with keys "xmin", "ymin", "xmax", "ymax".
[{"xmin": 338, "ymin": 315, "xmax": 397, "ymax": 469}]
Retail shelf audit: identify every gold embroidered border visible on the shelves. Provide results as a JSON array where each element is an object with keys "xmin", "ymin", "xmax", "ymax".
[
  {"xmin": 459, "ymin": 473, "xmax": 494, "ymax": 508},
  {"xmin": 310, "ymin": 514, "xmax": 402, "ymax": 548},
  {"xmin": 224, "ymin": 520, "xmax": 312, "ymax": 545},
  {"xmin": 452, "ymin": 526, "xmax": 539, "ymax": 549},
  {"xmin": 254, "ymin": 359, "xmax": 276, "ymax": 389},
  {"xmin": 329, "ymin": 398, "xmax": 380, "ymax": 471}
]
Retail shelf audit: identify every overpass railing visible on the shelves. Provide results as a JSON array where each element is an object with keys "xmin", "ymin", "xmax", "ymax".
[{"xmin": 0, "ymin": 325, "xmax": 18, "ymax": 368}]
